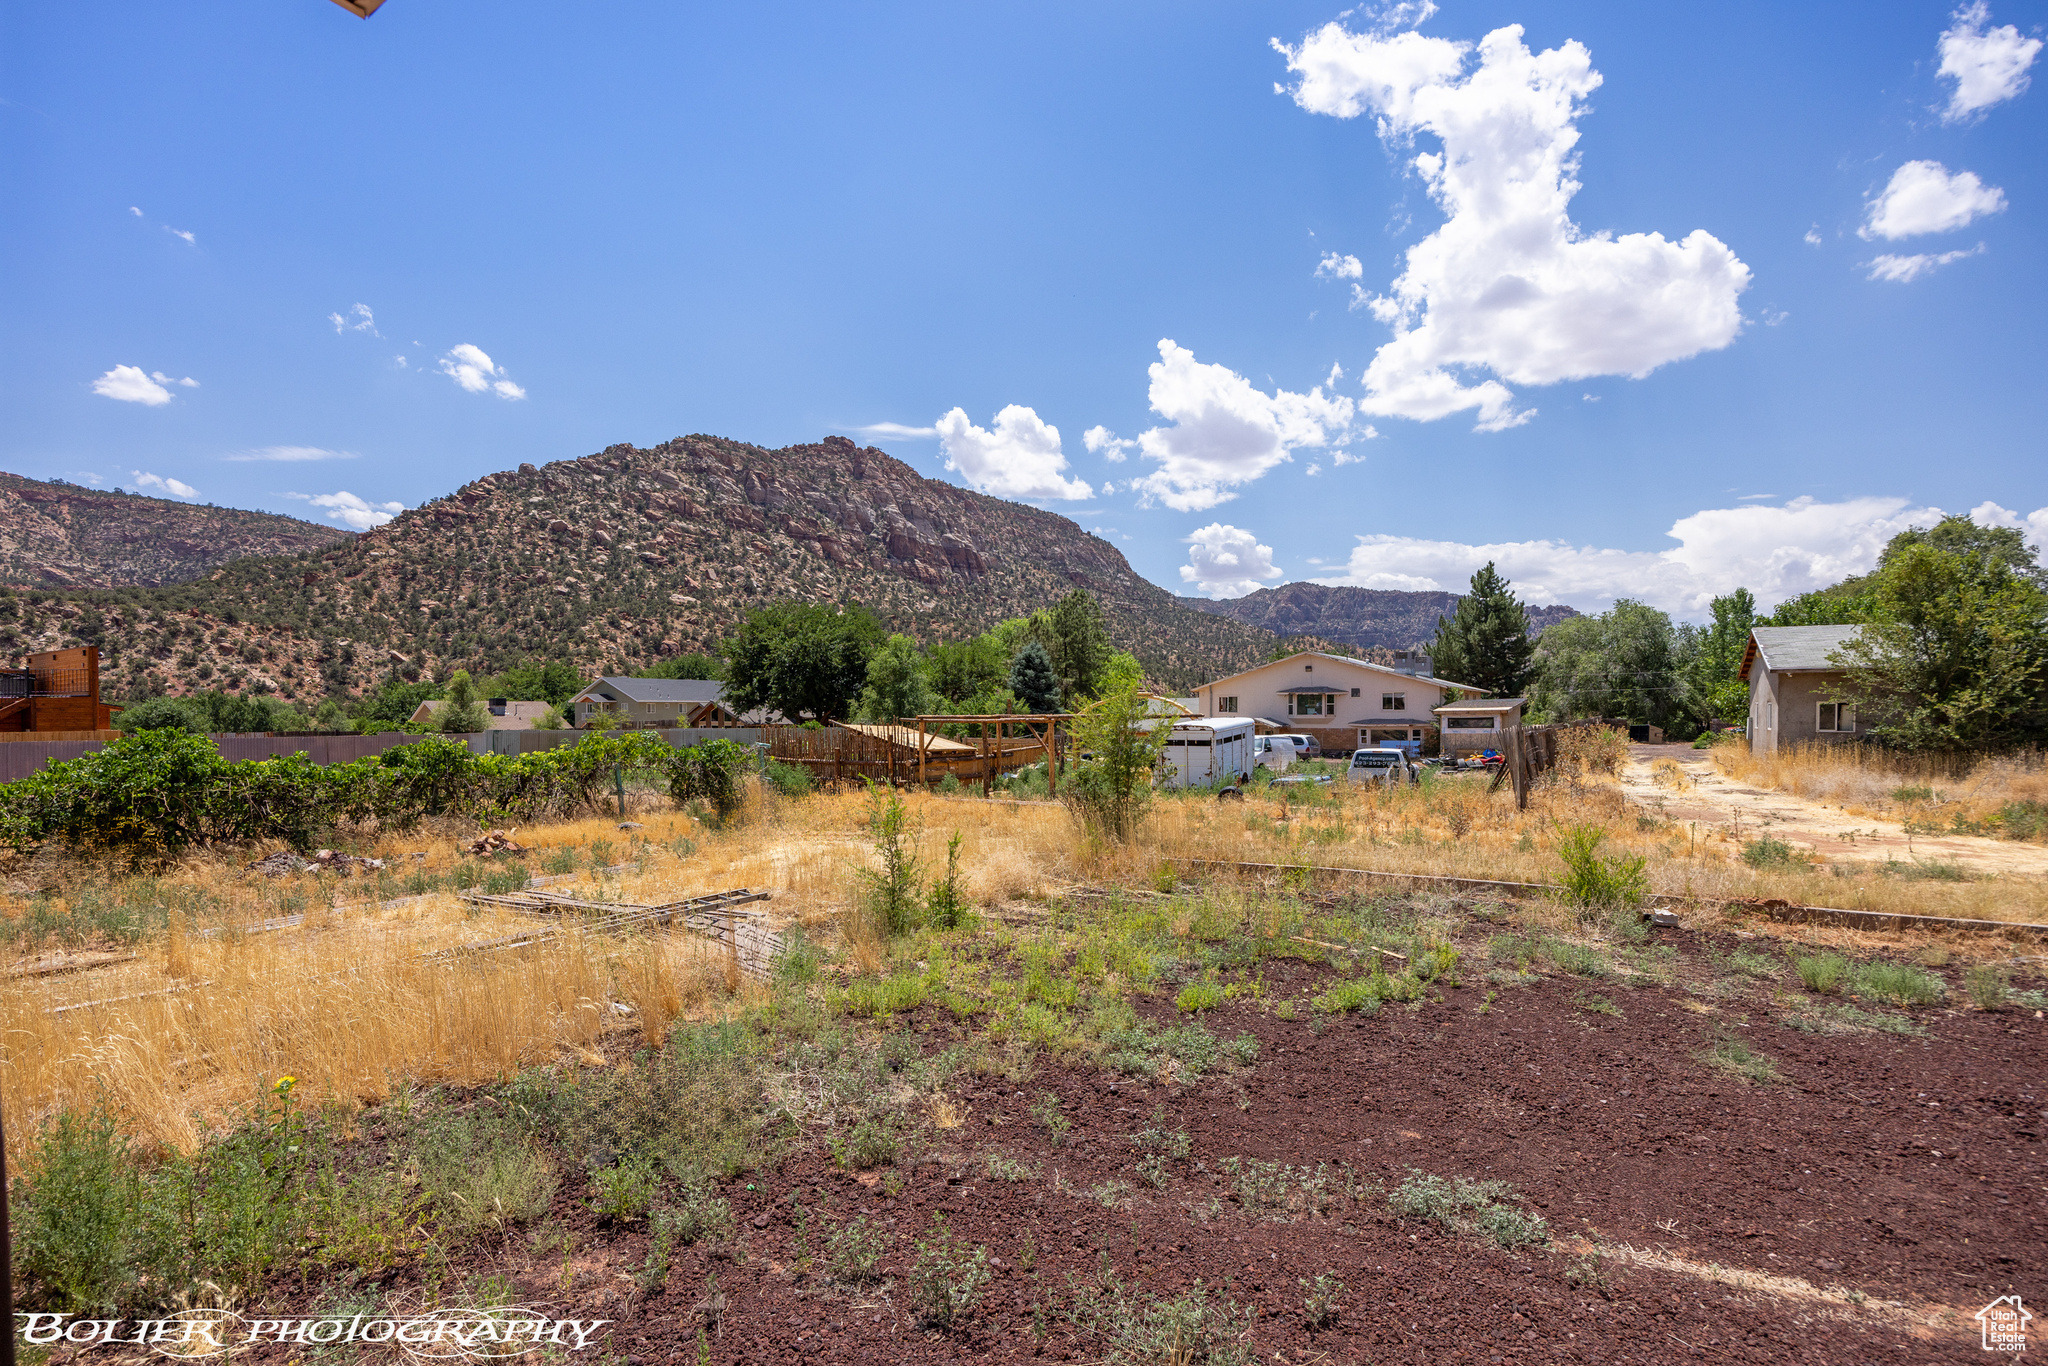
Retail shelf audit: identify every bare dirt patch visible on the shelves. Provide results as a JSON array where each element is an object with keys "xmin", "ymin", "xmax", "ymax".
[{"xmin": 1622, "ymin": 744, "xmax": 2048, "ymax": 879}]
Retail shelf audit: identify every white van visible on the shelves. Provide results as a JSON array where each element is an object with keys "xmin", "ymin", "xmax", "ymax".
[
  {"xmin": 1251, "ymin": 734, "xmax": 1294, "ymax": 772},
  {"xmin": 1159, "ymin": 717, "xmax": 1256, "ymax": 790}
]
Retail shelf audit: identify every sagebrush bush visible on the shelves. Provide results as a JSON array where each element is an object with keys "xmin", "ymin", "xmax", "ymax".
[
  {"xmin": 908, "ymin": 1217, "xmax": 990, "ymax": 1327},
  {"xmin": 12, "ymin": 1103, "xmax": 140, "ymax": 1312},
  {"xmin": 1554, "ymin": 825, "xmax": 1648, "ymax": 912}
]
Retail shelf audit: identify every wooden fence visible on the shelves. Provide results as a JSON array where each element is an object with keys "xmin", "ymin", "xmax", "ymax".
[{"xmin": 761, "ymin": 723, "xmax": 1052, "ymax": 787}]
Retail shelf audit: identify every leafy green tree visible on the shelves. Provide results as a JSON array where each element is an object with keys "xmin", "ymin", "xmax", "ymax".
[
  {"xmin": 1063, "ymin": 678, "xmax": 1169, "ymax": 842},
  {"xmin": 112, "ymin": 695, "xmax": 208, "ymax": 734},
  {"xmin": 1681, "ymin": 588, "xmax": 1757, "ymax": 724},
  {"xmin": 1009, "ymin": 641, "xmax": 1063, "ymax": 714},
  {"xmin": 1529, "ymin": 600, "xmax": 1686, "ymax": 730},
  {"xmin": 637, "ymin": 652, "xmax": 726, "ymax": 682},
  {"xmin": 440, "ymin": 670, "xmax": 489, "ymax": 733},
  {"xmin": 1879, "ymin": 512, "xmax": 2047, "ymax": 589},
  {"xmin": 1763, "ymin": 587, "xmax": 1877, "ymax": 627},
  {"xmin": 1428, "ymin": 562, "xmax": 1535, "ymax": 698},
  {"xmin": 351, "ymin": 677, "xmax": 446, "ymax": 727},
  {"xmin": 480, "ymin": 660, "xmax": 588, "ymax": 706},
  {"xmin": 855, "ymin": 634, "xmax": 938, "ymax": 723},
  {"xmin": 724, "ymin": 602, "xmax": 885, "ymax": 724},
  {"xmin": 1832, "ymin": 540, "xmax": 2048, "ymax": 752},
  {"xmin": 928, "ymin": 636, "xmax": 1008, "ymax": 706}
]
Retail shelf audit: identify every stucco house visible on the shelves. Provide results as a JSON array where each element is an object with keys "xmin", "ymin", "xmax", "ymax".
[
  {"xmin": 1740, "ymin": 624, "xmax": 1867, "ymax": 756},
  {"xmin": 1192, "ymin": 651, "xmax": 1483, "ymax": 757}
]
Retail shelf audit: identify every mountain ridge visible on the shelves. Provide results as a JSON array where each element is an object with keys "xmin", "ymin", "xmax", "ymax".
[
  {"xmin": 1179, "ymin": 581, "xmax": 1579, "ymax": 653},
  {"xmin": 0, "ymin": 471, "xmax": 350, "ymax": 589},
  {"xmin": 7, "ymin": 434, "xmax": 1308, "ymax": 700}
]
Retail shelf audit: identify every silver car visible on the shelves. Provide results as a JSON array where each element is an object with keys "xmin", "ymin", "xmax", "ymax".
[{"xmin": 1345, "ymin": 747, "xmax": 1416, "ymax": 785}]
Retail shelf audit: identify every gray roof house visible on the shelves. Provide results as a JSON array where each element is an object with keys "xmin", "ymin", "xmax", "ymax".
[
  {"xmin": 567, "ymin": 677, "xmax": 779, "ymax": 728},
  {"xmin": 1739, "ymin": 625, "xmax": 1866, "ymax": 756}
]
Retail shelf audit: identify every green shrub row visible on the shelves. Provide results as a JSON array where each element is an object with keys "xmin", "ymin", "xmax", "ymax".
[{"xmin": 0, "ymin": 729, "xmax": 755, "ymax": 857}]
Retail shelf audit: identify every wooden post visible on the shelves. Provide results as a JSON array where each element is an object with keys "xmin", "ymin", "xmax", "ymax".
[
  {"xmin": 888, "ymin": 724, "xmax": 897, "ymax": 787},
  {"xmin": 981, "ymin": 721, "xmax": 992, "ymax": 797},
  {"xmin": 918, "ymin": 718, "xmax": 928, "ymax": 788},
  {"xmin": 722, "ymin": 907, "xmax": 741, "ymax": 992}
]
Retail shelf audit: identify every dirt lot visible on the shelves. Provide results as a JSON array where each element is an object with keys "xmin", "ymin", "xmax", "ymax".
[
  {"xmin": 43, "ymin": 914, "xmax": 2038, "ymax": 1366},
  {"xmin": 1622, "ymin": 744, "xmax": 2048, "ymax": 880}
]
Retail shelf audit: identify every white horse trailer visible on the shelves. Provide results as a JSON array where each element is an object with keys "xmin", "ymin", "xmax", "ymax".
[{"xmin": 1159, "ymin": 717, "xmax": 1255, "ymax": 791}]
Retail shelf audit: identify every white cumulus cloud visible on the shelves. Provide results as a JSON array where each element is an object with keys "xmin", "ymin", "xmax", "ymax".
[
  {"xmin": 152, "ymin": 371, "xmax": 198, "ymax": 388},
  {"xmin": 1315, "ymin": 495, "xmax": 1997, "ymax": 619},
  {"xmin": 1938, "ymin": 2, "xmax": 2042, "ymax": 121},
  {"xmin": 91, "ymin": 365, "xmax": 182, "ymax": 405},
  {"xmin": 1274, "ymin": 21, "xmax": 1750, "ymax": 431},
  {"xmin": 934, "ymin": 405, "xmax": 1092, "ymax": 500},
  {"xmin": 1865, "ymin": 243, "xmax": 1986, "ymax": 282},
  {"xmin": 1316, "ymin": 252, "xmax": 1364, "ymax": 279},
  {"xmin": 1861, "ymin": 161, "xmax": 2006, "ymax": 240},
  {"xmin": 1127, "ymin": 340, "xmax": 1359, "ymax": 512},
  {"xmin": 1969, "ymin": 499, "xmax": 2048, "ymax": 551},
  {"xmin": 130, "ymin": 470, "xmax": 199, "ymax": 499},
  {"xmin": 1181, "ymin": 523, "xmax": 1285, "ymax": 598},
  {"xmin": 1083, "ymin": 425, "xmax": 1136, "ymax": 463},
  {"xmin": 223, "ymin": 445, "xmax": 357, "ymax": 463},
  {"xmin": 438, "ymin": 344, "xmax": 526, "ymax": 399},
  {"xmin": 329, "ymin": 303, "xmax": 379, "ymax": 335},
  {"xmin": 288, "ymin": 491, "xmax": 407, "ymax": 531}
]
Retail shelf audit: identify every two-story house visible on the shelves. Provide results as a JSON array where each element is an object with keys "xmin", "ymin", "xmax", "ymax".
[{"xmin": 1192, "ymin": 651, "xmax": 1483, "ymax": 757}]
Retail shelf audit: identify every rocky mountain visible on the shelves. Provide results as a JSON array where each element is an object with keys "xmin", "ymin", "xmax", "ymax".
[
  {"xmin": 7, "ymin": 434, "xmax": 1300, "ymax": 700},
  {"xmin": 1180, "ymin": 582, "xmax": 1579, "ymax": 652},
  {"xmin": 0, "ymin": 472, "xmax": 350, "ymax": 590}
]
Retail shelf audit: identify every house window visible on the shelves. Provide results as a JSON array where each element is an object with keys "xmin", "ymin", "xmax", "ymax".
[
  {"xmin": 1350, "ymin": 687, "xmax": 1360, "ymax": 697},
  {"xmin": 1446, "ymin": 717, "xmax": 1494, "ymax": 730},
  {"xmin": 1817, "ymin": 702, "xmax": 1856, "ymax": 732},
  {"xmin": 1218, "ymin": 696, "xmax": 1238, "ymax": 713},
  {"xmin": 1382, "ymin": 693, "xmax": 1405, "ymax": 711},
  {"xmin": 1295, "ymin": 694, "xmax": 1326, "ymax": 717},
  {"xmin": 1766, "ymin": 701, "xmax": 1775, "ymax": 731}
]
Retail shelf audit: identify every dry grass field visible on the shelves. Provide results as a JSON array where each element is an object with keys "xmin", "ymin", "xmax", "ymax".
[{"xmin": 7, "ymin": 751, "xmax": 2045, "ymax": 1170}]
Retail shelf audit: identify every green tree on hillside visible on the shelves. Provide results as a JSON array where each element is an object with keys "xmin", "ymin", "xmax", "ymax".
[
  {"xmin": 1428, "ymin": 563, "xmax": 1535, "ymax": 698},
  {"xmin": 854, "ymin": 634, "xmax": 938, "ymax": 723},
  {"xmin": 1880, "ymin": 513, "xmax": 2047, "ymax": 589},
  {"xmin": 1832, "ymin": 539, "xmax": 2048, "ymax": 752},
  {"xmin": 724, "ymin": 602, "xmax": 885, "ymax": 724},
  {"xmin": 478, "ymin": 660, "xmax": 587, "ymax": 706},
  {"xmin": 1009, "ymin": 641, "xmax": 1063, "ymax": 714}
]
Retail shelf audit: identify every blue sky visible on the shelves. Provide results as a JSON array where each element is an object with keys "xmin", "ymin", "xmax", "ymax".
[{"xmin": 4, "ymin": 0, "xmax": 2043, "ymax": 620}]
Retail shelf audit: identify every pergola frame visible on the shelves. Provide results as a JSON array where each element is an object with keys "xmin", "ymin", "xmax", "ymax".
[{"xmin": 912, "ymin": 713, "xmax": 1073, "ymax": 797}]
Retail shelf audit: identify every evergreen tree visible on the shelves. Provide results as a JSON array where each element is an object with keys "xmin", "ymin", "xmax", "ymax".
[
  {"xmin": 1048, "ymin": 589, "xmax": 1112, "ymax": 701},
  {"xmin": 1428, "ymin": 563, "xmax": 1534, "ymax": 697},
  {"xmin": 1009, "ymin": 641, "xmax": 1063, "ymax": 714}
]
